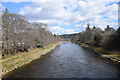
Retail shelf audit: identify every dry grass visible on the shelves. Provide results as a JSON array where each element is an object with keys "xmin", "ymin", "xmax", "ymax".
[
  {"xmin": 77, "ymin": 42, "xmax": 120, "ymax": 63},
  {"xmin": 106, "ymin": 54, "xmax": 120, "ymax": 60},
  {"xmin": 0, "ymin": 42, "xmax": 60, "ymax": 75}
]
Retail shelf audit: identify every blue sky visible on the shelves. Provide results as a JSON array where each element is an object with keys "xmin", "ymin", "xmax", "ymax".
[
  {"xmin": 1, "ymin": 0, "xmax": 119, "ymax": 34},
  {"xmin": 2, "ymin": 2, "xmax": 32, "ymax": 13}
]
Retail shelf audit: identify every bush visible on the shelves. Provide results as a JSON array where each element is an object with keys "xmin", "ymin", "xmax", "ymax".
[{"xmin": 101, "ymin": 27, "xmax": 120, "ymax": 50}]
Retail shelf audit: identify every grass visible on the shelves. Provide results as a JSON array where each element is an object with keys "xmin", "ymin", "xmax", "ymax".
[
  {"xmin": 102, "ymin": 54, "xmax": 120, "ymax": 61},
  {"xmin": 77, "ymin": 42, "xmax": 120, "ymax": 63},
  {"xmin": 0, "ymin": 42, "xmax": 60, "ymax": 75}
]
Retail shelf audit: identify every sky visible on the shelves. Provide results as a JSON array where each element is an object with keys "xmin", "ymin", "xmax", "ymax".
[{"xmin": 0, "ymin": 0, "xmax": 119, "ymax": 34}]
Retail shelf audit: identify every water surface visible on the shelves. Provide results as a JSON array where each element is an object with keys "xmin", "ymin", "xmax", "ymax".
[{"xmin": 3, "ymin": 42, "xmax": 120, "ymax": 78}]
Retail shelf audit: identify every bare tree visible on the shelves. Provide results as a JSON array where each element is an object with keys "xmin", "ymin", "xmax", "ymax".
[{"xmin": 2, "ymin": 9, "xmax": 60, "ymax": 56}]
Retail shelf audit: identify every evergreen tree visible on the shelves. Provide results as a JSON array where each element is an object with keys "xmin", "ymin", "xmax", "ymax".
[
  {"xmin": 86, "ymin": 22, "xmax": 91, "ymax": 31},
  {"xmin": 4, "ymin": 8, "xmax": 9, "ymax": 14}
]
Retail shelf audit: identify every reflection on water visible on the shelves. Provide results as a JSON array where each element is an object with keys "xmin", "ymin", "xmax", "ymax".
[{"xmin": 3, "ymin": 42, "xmax": 120, "ymax": 78}]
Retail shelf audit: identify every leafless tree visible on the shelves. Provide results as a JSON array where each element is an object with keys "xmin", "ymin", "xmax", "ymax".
[{"xmin": 2, "ymin": 8, "xmax": 60, "ymax": 56}]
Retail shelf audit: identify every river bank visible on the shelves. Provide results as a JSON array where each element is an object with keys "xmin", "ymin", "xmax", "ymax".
[
  {"xmin": 2, "ymin": 42, "xmax": 119, "ymax": 78},
  {"xmin": 0, "ymin": 42, "xmax": 61, "ymax": 76},
  {"xmin": 77, "ymin": 42, "xmax": 120, "ymax": 63}
]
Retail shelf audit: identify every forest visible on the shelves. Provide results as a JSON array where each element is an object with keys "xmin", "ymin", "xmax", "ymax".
[{"xmin": 1, "ymin": 9, "xmax": 60, "ymax": 57}]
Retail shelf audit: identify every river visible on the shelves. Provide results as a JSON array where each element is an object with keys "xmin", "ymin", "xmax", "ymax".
[{"xmin": 3, "ymin": 42, "xmax": 120, "ymax": 78}]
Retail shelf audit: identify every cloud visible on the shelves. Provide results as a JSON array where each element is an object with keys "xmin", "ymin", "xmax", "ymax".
[
  {"xmin": 63, "ymin": 22, "xmax": 70, "ymax": 26},
  {"xmin": 0, "ymin": 0, "xmax": 74, "ymax": 2},
  {"xmin": 77, "ymin": 0, "xmax": 118, "ymax": 29},
  {"xmin": 75, "ymin": 23, "xmax": 87, "ymax": 28},
  {"xmin": 2, "ymin": 0, "xmax": 119, "ymax": 34},
  {"xmin": 20, "ymin": 6, "xmax": 42, "ymax": 15},
  {"xmin": 19, "ymin": 1, "xmax": 79, "ymax": 21},
  {"xmin": 30, "ymin": 19, "xmax": 62, "ymax": 26},
  {"xmin": 49, "ymin": 26, "xmax": 77, "ymax": 34}
]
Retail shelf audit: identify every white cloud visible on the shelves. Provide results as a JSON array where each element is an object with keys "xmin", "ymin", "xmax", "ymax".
[
  {"xmin": 78, "ymin": 0, "xmax": 118, "ymax": 29},
  {"xmin": 2, "ymin": 0, "xmax": 118, "ymax": 34},
  {"xmin": 1, "ymin": 0, "xmax": 119, "ymax": 2},
  {"xmin": 0, "ymin": 0, "xmax": 75, "ymax": 2},
  {"xmin": 49, "ymin": 26, "xmax": 77, "ymax": 34},
  {"xmin": 30, "ymin": 19, "xmax": 62, "ymax": 26},
  {"xmin": 63, "ymin": 22, "xmax": 70, "ymax": 26},
  {"xmin": 20, "ymin": 6, "xmax": 42, "ymax": 15}
]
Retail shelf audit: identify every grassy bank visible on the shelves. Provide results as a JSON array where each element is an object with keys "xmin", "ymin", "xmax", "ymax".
[
  {"xmin": 0, "ymin": 42, "xmax": 61, "ymax": 75},
  {"xmin": 77, "ymin": 42, "xmax": 120, "ymax": 63}
]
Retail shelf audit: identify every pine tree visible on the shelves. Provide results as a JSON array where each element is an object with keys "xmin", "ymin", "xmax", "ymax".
[
  {"xmin": 4, "ymin": 8, "xmax": 9, "ymax": 14},
  {"xmin": 86, "ymin": 22, "xmax": 91, "ymax": 31}
]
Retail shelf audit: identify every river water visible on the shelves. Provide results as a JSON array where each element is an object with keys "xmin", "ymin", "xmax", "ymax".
[{"xmin": 3, "ymin": 42, "xmax": 120, "ymax": 78}]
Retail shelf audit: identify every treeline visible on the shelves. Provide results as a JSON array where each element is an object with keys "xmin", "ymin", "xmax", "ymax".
[
  {"xmin": 1, "ymin": 9, "xmax": 60, "ymax": 56},
  {"xmin": 78, "ymin": 23, "xmax": 120, "ymax": 51},
  {"xmin": 62, "ymin": 23, "xmax": 120, "ymax": 51},
  {"xmin": 60, "ymin": 33, "xmax": 79, "ymax": 41}
]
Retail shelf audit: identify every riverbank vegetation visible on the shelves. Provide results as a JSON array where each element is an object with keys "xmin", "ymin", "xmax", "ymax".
[
  {"xmin": 61, "ymin": 23, "xmax": 120, "ymax": 63},
  {"xmin": 1, "ymin": 8, "xmax": 60, "ymax": 57},
  {"xmin": 0, "ymin": 8, "xmax": 61, "ymax": 74},
  {"xmin": 1, "ymin": 42, "xmax": 60, "ymax": 75}
]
